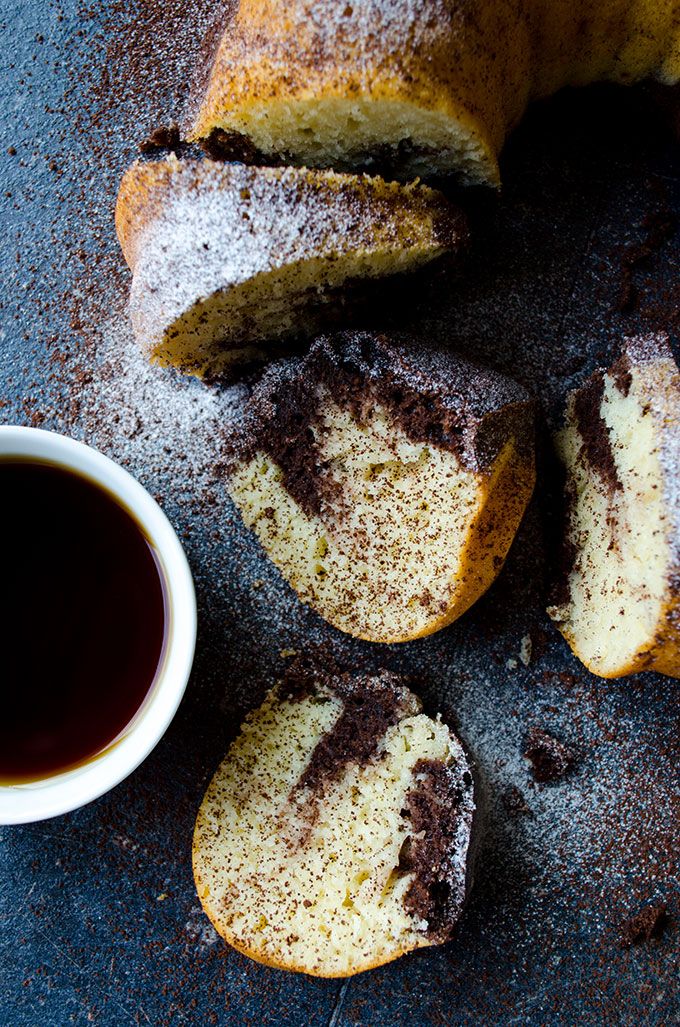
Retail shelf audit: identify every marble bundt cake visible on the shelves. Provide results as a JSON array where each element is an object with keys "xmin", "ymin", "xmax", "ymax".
[
  {"xmin": 193, "ymin": 662, "xmax": 477, "ymax": 976},
  {"xmin": 548, "ymin": 333, "xmax": 680, "ymax": 679},
  {"xmin": 225, "ymin": 331, "xmax": 535, "ymax": 642},
  {"xmin": 185, "ymin": 0, "xmax": 680, "ymax": 185},
  {"xmin": 115, "ymin": 158, "xmax": 465, "ymax": 378}
]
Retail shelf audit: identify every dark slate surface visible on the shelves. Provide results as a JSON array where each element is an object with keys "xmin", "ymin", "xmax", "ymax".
[{"xmin": 1, "ymin": 3, "xmax": 679, "ymax": 1025}]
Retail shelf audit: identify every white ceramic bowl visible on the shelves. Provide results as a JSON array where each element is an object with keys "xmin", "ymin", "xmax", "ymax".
[{"xmin": 0, "ymin": 427, "xmax": 196, "ymax": 824}]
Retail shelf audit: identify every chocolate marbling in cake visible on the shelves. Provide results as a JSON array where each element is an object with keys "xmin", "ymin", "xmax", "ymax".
[
  {"xmin": 224, "ymin": 331, "xmax": 536, "ymax": 642},
  {"xmin": 192, "ymin": 660, "xmax": 477, "ymax": 976},
  {"xmin": 548, "ymin": 332, "xmax": 680, "ymax": 679}
]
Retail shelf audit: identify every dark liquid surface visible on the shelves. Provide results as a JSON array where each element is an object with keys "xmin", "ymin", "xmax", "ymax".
[{"xmin": 0, "ymin": 459, "xmax": 167, "ymax": 783}]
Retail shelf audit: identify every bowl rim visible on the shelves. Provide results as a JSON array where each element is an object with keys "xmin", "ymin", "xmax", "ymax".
[{"xmin": 0, "ymin": 426, "xmax": 197, "ymax": 824}]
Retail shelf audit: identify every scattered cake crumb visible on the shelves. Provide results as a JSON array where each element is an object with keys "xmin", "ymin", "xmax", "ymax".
[
  {"xmin": 502, "ymin": 785, "xmax": 532, "ymax": 816},
  {"xmin": 620, "ymin": 904, "xmax": 669, "ymax": 947},
  {"xmin": 139, "ymin": 124, "xmax": 181, "ymax": 154},
  {"xmin": 519, "ymin": 634, "xmax": 532, "ymax": 666},
  {"xmin": 524, "ymin": 728, "xmax": 576, "ymax": 783}
]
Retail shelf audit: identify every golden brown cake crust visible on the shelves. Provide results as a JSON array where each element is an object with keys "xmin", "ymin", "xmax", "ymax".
[{"xmin": 185, "ymin": 0, "xmax": 680, "ymax": 183}]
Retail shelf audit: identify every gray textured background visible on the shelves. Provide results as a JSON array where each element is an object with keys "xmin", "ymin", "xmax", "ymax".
[{"xmin": 1, "ymin": 3, "xmax": 678, "ymax": 1025}]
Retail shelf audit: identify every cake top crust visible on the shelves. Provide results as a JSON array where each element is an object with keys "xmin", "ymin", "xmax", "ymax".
[
  {"xmin": 225, "ymin": 330, "xmax": 535, "ymax": 516},
  {"xmin": 184, "ymin": 0, "xmax": 467, "ymax": 133},
  {"xmin": 116, "ymin": 157, "xmax": 466, "ymax": 274}
]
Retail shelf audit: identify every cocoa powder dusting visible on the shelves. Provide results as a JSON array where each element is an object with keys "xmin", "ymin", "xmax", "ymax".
[
  {"xmin": 615, "ymin": 195, "xmax": 677, "ymax": 313},
  {"xmin": 3, "ymin": 10, "xmax": 679, "ymax": 1022}
]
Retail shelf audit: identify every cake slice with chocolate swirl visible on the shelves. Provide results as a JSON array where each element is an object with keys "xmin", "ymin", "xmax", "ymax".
[
  {"xmin": 548, "ymin": 333, "xmax": 680, "ymax": 679},
  {"xmin": 115, "ymin": 158, "xmax": 465, "ymax": 379},
  {"xmin": 193, "ymin": 662, "xmax": 477, "ymax": 977},
  {"xmin": 224, "ymin": 331, "xmax": 535, "ymax": 642}
]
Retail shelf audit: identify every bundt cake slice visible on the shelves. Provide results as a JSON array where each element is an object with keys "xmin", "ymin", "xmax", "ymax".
[
  {"xmin": 184, "ymin": 0, "xmax": 520, "ymax": 184},
  {"xmin": 548, "ymin": 333, "xmax": 680, "ymax": 679},
  {"xmin": 193, "ymin": 662, "xmax": 477, "ymax": 976},
  {"xmin": 115, "ymin": 158, "xmax": 464, "ymax": 378},
  {"xmin": 224, "ymin": 332, "xmax": 535, "ymax": 642},
  {"xmin": 185, "ymin": 0, "xmax": 680, "ymax": 185}
]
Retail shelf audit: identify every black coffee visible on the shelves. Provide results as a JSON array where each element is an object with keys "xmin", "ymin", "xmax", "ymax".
[{"xmin": 0, "ymin": 459, "xmax": 167, "ymax": 784}]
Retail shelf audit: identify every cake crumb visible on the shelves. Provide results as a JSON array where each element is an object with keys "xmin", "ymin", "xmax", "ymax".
[
  {"xmin": 139, "ymin": 124, "xmax": 181, "ymax": 154},
  {"xmin": 524, "ymin": 728, "xmax": 575, "ymax": 783},
  {"xmin": 620, "ymin": 904, "xmax": 669, "ymax": 947},
  {"xmin": 519, "ymin": 634, "xmax": 532, "ymax": 666},
  {"xmin": 502, "ymin": 785, "xmax": 532, "ymax": 816}
]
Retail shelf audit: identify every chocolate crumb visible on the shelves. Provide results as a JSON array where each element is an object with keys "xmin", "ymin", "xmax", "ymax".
[
  {"xmin": 139, "ymin": 124, "xmax": 181, "ymax": 154},
  {"xmin": 524, "ymin": 727, "xmax": 575, "ymax": 783},
  {"xmin": 610, "ymin": 354, "xmax": 633, "ymax": 397},
  {"xmin": 198, "ymin": 127, "xmax": 263, "ymax": 164},
  {"xmin": 620, "ymin": 904, "xmax": 669, "ymax": 947},
  {"xmin": 502, "ymin": 785, "xmax": 532, "ymax": 815}
]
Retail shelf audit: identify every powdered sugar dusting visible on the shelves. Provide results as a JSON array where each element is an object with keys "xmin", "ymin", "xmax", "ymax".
[
  {"xmin": 282, "ymin": 0, "xmax": 454, "ymax": 50},
  {"xmin": 203, "ymin": 0, "xmax": 457, "ymax": 81},
  {"xmin": 121, "ymin": 159, "xmax": 461, "ymax": 364},
  {"xmin": 66, "ymin": 302, "xmax": 246, "ymax": 495}
]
